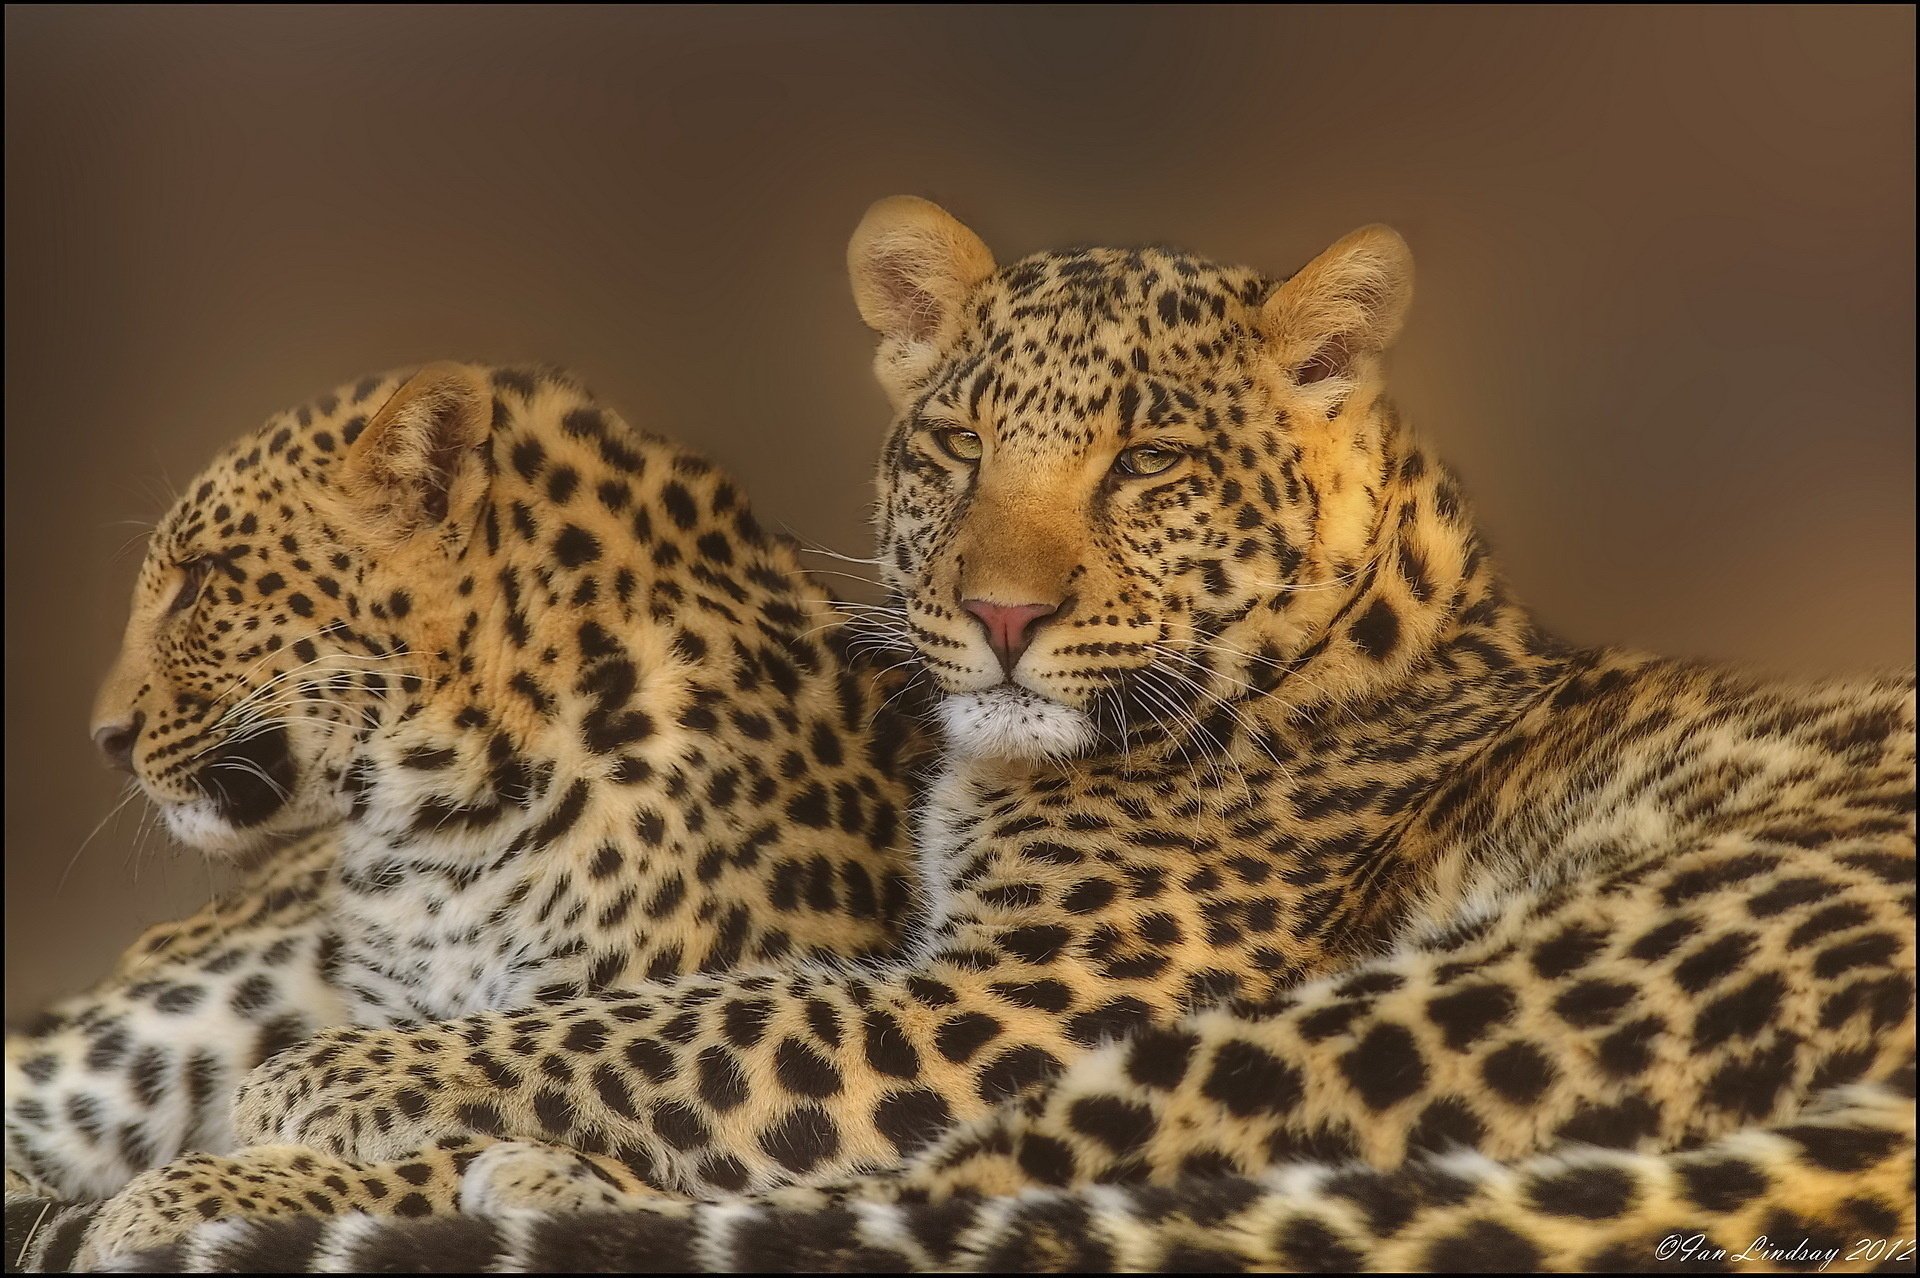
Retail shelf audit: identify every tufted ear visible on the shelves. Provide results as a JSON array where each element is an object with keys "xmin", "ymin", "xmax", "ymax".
[
  {"xmin": 849, "ymin": 196, "xmax": 997, "ymax": 402},
  {"xmin": 1261, "ymin": 225, "xmax": 1414, "ymax": 407},
  {"xmin": 342, "ymin": 362, "xmax": 492, "ymax": 538}
]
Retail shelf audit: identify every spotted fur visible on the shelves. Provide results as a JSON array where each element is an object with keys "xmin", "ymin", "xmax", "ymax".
[
  {"xmin": 9, "ymin": 200, "xmax": 1915, "ymax": 1270},
  {"xmin": 5, "ymin": 361, "xmax": 929, "ymax": 1253},
  {"xmin": 29, "ymin": 1077, "xmax": 1909, "ymax": 1272}
]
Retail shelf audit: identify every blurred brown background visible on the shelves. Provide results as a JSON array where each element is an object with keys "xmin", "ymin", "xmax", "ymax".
[{"xmin": 6, "ymin": 5, "xmax": 1913, "ymax": 1021}]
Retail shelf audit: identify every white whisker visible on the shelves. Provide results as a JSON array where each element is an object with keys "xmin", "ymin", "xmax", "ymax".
[{"xmin": 57, "ymin": 782, "xmax": 142, "ymax": 897}]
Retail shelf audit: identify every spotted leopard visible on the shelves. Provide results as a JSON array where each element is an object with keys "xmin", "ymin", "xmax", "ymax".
[
  {"xmin": 5, "ymin": 360, "xmax": 929, "ymax": 1258},
  {"xmin": 13, "ymin": 199, "xmax": 1916, "ymax": 1271}
]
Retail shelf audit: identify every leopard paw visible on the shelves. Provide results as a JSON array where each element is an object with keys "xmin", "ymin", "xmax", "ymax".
[
  {"xmin": 459, "ymin": 1141, "xmax": 657, "ymax": 1215},
  {"xmin": 73, "ymin": 1153, "xmax": 236, "ymax": 1271}
]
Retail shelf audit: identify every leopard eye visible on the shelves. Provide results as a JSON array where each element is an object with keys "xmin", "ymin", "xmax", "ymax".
[
  {"xmin": 170, "ymin": 557, "xmax": 210, "ymax": 615},
  {"xmin": 932, "ymin": 428, "xmax": 983, "ymax": 462},
  {"xmin": 1115, "ymin": 444, "xmax": 1183, "ymax": 477}
]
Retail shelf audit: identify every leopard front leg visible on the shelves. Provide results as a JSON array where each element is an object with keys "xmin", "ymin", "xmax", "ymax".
[
  {"xmin": 228, "ymin": 944, "xmax": 1172, "ymax": 1199},
  {"xmin": 64, "ymin": 1136, "xmax": 667, "ymax": 1270},
  {"xmin": 70, "ymin": 1143, "xmax": 473, "ymax": 1270}
]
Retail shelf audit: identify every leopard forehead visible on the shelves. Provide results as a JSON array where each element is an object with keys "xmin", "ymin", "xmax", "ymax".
[
  {"xmin": 918, "ymin": 246, "xmax": 1275, "ymax": 437},
  {"xmin": 149, "ymin": 365, "xmax": 588, "ymax": 566},
  {"xmin": 139, "ymin": 371, "xmax": 416, "ymax": 669}
]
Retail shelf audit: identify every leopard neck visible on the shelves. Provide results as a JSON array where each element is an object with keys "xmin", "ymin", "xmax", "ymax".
[
  {"xmin": 314, "ymin": 391, "xmax": 927, "ymax": 1017},
  {"xmin": 333, "ymin": 395, "xmax": 841, "ymax": 866}
]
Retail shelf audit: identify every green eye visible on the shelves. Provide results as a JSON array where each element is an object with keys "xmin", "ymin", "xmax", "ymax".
[
  {"xmin": 1115, "ymin": 444, "xmax": 1182, "ymax": 476},
  {"xmin": 933, "ymin": 428, "xmax": 983, "ymax": 462}
]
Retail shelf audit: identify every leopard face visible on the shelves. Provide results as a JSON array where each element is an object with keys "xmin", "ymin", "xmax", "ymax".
[
  {"xmin": 90, "ymin": 365, "xmax": 490, "ymax": 856},
  {"xmin": 850, "ymin": 198, "xmax": 1415, "ymax": 762}
]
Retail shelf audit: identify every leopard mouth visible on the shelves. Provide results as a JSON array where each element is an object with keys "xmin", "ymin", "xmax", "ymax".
[{"xmin": 192, "ymin": 723, "xmax": 297, "ymax": 828}]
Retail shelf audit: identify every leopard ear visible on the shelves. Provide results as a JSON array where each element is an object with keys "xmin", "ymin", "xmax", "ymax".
[
  {"xmin": 1261, "ymin": 225, "xmax": 1413, "ymax": 410},
  {"xmin": 849, "ymin": 196, "xmax": 997, "ymax": 403},
  {"xmin": 343, "ymin": 362, "xmax": 492, "ymax": 538}
]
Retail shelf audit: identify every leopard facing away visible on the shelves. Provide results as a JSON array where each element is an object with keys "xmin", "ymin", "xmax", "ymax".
[
  {"xmin": 4, "ymin": 363, "xmax": 931, "ymax": 1249},
  {"xmin": 17, "ymin": 199, "xmax": 1920, "ymax": 1271}
]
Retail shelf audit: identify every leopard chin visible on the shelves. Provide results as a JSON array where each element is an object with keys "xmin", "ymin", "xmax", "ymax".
[
  {"xmin": 935, "ymin": 684, "xmax": 1096, "ymax": 761},
  {"xmin": 159, "ymin": 795, "xmax": 280, "ymax": 858}
]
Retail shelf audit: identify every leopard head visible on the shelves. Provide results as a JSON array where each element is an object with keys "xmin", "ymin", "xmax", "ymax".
[
  {"xmin": 849, "ymin": 197, "xmax": 1416, "ymax": 762},
  {"xmin": 90, "ymin": 363, "xmax": 497, "ymax": 855}
]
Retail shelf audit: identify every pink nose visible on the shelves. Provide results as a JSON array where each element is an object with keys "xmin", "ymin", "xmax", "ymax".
[{"xmin": 961, "ymin": 599, "xmax": 1061, "ymax": 675}]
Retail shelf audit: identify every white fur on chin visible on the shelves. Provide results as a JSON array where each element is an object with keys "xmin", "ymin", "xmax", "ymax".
[
  {"xmin": 162, "ymin": 798, "xmax": 245, "ymax": 850},
  {"xmin": 159, "ymin": 795, "xmax": 292, "ymax": 859},
  {"xmin": 936, "ymin": 686, "xmax": 1096, "ymax": 761}
]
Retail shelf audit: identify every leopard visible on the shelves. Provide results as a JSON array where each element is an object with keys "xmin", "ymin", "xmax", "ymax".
[
  {"xmin": 12, "ymin": 197, "xmax": 1916, "ymax": 1272},
  {"xmin": 3, "ymin": 360, "xmax": 930, "ymax": 1255}
]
